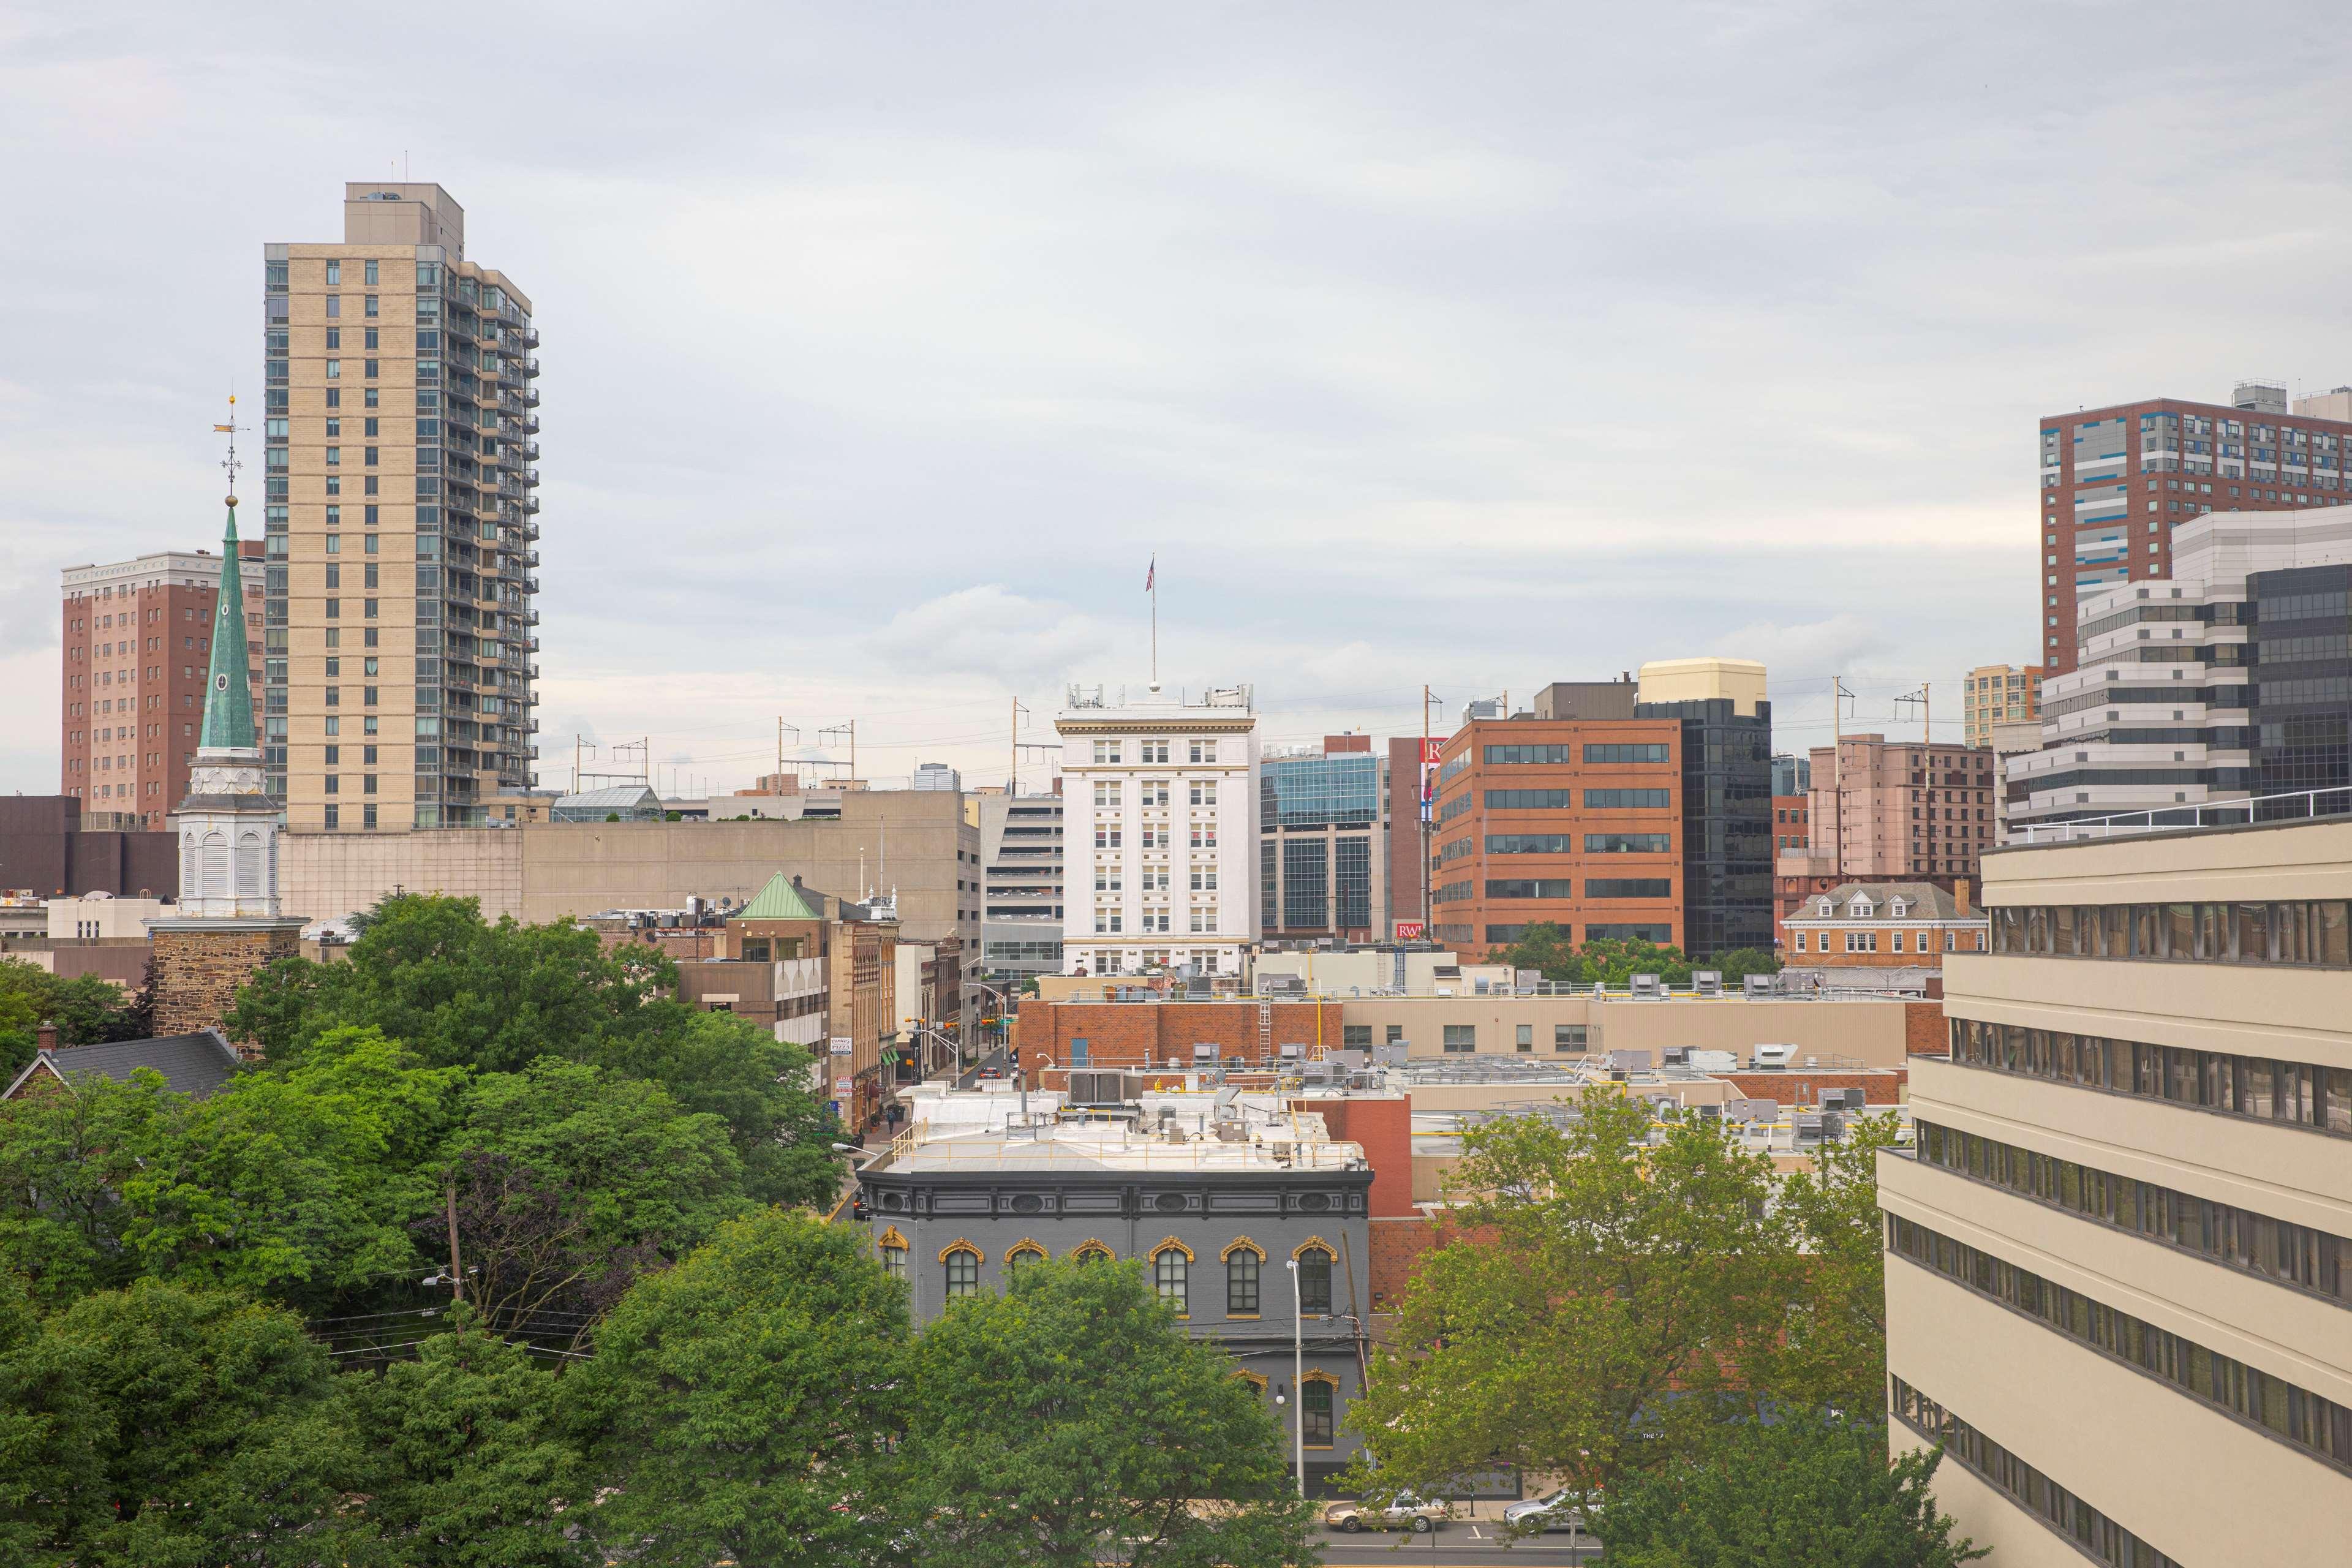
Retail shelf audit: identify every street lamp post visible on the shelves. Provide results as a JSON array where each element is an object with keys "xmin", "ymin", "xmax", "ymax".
[{"xmin": 1287, "ymin": 1257, "xmax": 1305, "ymax": 1498}]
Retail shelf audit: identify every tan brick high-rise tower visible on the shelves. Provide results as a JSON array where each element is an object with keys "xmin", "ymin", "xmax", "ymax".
[{"xmin": 263, "ymin": 183, "xmax": 542, "ymax": 832}]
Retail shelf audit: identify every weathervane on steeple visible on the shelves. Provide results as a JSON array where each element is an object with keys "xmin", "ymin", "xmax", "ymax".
[{"xmin": 213, "ymin": 393, "xmax": 245, "ymax": 507}]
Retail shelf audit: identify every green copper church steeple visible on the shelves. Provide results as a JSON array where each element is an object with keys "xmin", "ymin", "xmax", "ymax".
[{"xmin": 197, "ymin": 497, "xmax": 258, "ymax": 755}]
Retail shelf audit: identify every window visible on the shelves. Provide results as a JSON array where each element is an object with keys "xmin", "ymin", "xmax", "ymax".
[
  {"xmin": 1188, "ymin": 739, "xmax": 1214, "ymax": 763},
  {"xmin": 1485, "ymin": 878, "xmax": 1574, "ymax": 899},
  {"xmin": 1301, "ymin": 1376, "xmax": 1336, "ymax": 1448},
  {"xmin": 1555, "ymin": 1023, "xmax": 1588, "ymax": 1051},
  {"xmin": 943, "ymin": 1246, "xmax": 981, "ymax": 1298},
  {"xmin": 1583, "ymin": 832, "xmax": 1672, "ymax": 853},
  {"xmin": 1582, "ymin": 788, "xmax": 1672, "ymax": 809},
  {"xmin": 1583, "ymin": 742, "xmax": 1672, "ymax": 763},
  {"xmin": 1093, "ymin": 740, "xmax": 1121, "ymax": 764},
  {"xmin": 1296, "ymin": 1246, "xmax": 1333, "ymax": 1314},
  {"xmin": 326, "ymin": 295, "xmax": 341, "ymax": 318},
  {"xmin": 1188, "ymin": 780, "xmax": 1217, "ymax": 806},
  {"xmin": 1587, "ymin": 879, "xmax": 1671, "ymax": 899},
  {"xmin": 1093, "ymin": 780, "xmax": 1120, "ymax": 808},
  {"xmin": 1442, "ymin": 1024, "xmax": 1476, "ymax": 1054},
  {"xmin": 1072, "ymin": 1242, "xmax": 1114, "ymax": 1264},
  {"xmin": 1153, "ymin": 1244, "xmax": 1190, "ymax": 1315},
  {"xmin": 1226, "ymin": 1243, "xmax": 1263, "ymax": 1314},
  {"xmin": 1141, "ymin": 739, "xmax": 1169, "ymax": 763},
  {"xmin": 1006, "ymin": 1242, "xmax": 1046, "ymax": 1275},
  {"xmin": 1516, "ymin": 1023, "xmax": 1534, "ymax": 1052},
  {"xmin": 325, "ymin": 260, "xmax": 341, "ymax": 285},
  {"xmin": 363, "ymin": 259, "xmax": 378, "ymax": 285},
  {"xmin": 1342, "ymin": 1025, "xmax": 1371, "ymax": 1049}
]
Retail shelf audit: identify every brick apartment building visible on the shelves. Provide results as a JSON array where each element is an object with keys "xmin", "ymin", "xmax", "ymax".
[
  {"xmin": 1774, "ymin": 735, "xmax": 1996, "ymax": 946},
  {"xmin": 2038, "ymin": 381, "xmax": 2352, "ymax": 676},
  {"xmin": 1781, "ymin": 880, "xmax": 1986, "ymax": 967},
  {"xmin": 60, "ymin": 546, "xmax": 266, "ymax": 828},
  {"xmin": 1428, "ymin": 712, "xmax": 1683, "ymax": 956}
]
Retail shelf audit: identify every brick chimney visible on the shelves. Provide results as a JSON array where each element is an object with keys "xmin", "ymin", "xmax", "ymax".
[
  {"xmin": 35, "ymin": 1020, "xmax": 59, "ymax": 1054},
  {"xmin": 1953, "ymin": 878, "xmax": 1972, "ymax": 914}
]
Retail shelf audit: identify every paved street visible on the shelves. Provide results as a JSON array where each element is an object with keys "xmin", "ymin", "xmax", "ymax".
[{"xmin": 1313, "ymin": 1520, "xmax": 1599, "ymax": 1564}]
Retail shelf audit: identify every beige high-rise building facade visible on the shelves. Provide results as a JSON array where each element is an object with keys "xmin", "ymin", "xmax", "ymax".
[
  {"xmin": 1883, "ymin": 816, "xmax": 2352, "ymax": 1566},
  {"xmin": 1962, "ymin": 662, "xmax": 2041, "ymax": 748},
  {"xmin": 263, "ymin": 184, "xmax": 541, "ymax": 831}
]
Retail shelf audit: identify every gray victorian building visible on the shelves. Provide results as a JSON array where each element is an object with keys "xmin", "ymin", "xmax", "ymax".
[{"xmin": 854, "ymin": 1095, "xmax": 1373, "ymax": 1489}]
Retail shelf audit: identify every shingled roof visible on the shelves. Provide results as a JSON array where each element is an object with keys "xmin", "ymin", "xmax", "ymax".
[
  {"xmin": 2, "ymin": 1030, "xmax": 245, "ymax": 1102},
  {"xmin": 1785, "ymin": 881, "xmax": 1977, "ymax": 921}
]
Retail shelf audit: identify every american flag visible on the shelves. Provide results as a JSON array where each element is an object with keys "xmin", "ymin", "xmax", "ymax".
[{"xmin": 1145, "ymin": 556, "xmax": 1155, "ymax": 591}]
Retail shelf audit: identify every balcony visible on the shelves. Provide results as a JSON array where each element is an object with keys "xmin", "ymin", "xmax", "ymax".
[
  {"xmin": 523, "ymin": 388, "xmax": 540, "ymax": 407},
  {"xmin": 522, "ymin": 467, "xmax": 540, "ymax": 486},
  {"xmin": 524, "ymin": 496, "xmax": 540, "ymax": 513},
  {"xmin": 521, "ymin": 415, "xmax": 541, "ymax": 435},
  {"xmin": 520, "ymin": 327, "xmax": 540, "ymax": 349},
  {"xmin": 521, "ymin": 357, "xmax": 541, "ymax": 379},
  {"xmin": 521, "ymin": 441, "xmax": 540, "ymax": 461}
]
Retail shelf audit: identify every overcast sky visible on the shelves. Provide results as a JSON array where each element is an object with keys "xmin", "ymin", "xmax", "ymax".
[{"xmin": 5, "ymin": 2, "xmax": 2349, "ymax": 796}]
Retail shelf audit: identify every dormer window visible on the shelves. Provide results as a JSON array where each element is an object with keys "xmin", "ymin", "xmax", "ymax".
[
  {"xmin": 1849, "ymin": 896, "xmax": 1874, "ymax": 918},
  {"xmin": 1889, "ymin": 898, "xmax": 1909, "ymax": 918}
]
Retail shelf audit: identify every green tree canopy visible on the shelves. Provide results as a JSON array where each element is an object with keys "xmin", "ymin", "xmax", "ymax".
[
  {"xmin": 225, "ymin": 894, "xmax": 840, "ymax": 1212},
  {"xmin": 339, "ymin": 1317, "xmax": 589, "ymax": 1568},
  {"xmin": 565, "ymin": 1208, "xmax": 910, "ymax": 1568},
  {"xmin": 114, "ymin": 1028, "xmax": 465, "ymax": 1310},
  {"xmin": 899, "ymin": 1256, "xmax": 1316, "ymax": 1568},
  {"xmin": 1753, "ymin": 1113, "xmax": 1902, "ymax": 1416},
  {"xmin": 225, "ymin": 893, "xmax": 670, "ymax": 1074},
  {"xmin": 442, "ymin": 1057, "xmax": 753, "ymax": 1329},
  {"xmin": 0, "ymin": 958, "xmax": 155, "ymax": 1083},
  {"xmin": 1347, "ymin": 1090, "xmax": 1801, "ymax": 1500},
  {"xmin": 0, "ymin": 1272, "xmax": 104, "ymax": 1564},
  {"xmin": 1483, "ymin": 930, "xmax": 1782, "ymax": 987},
  {"xmin": 1591, "ymin": 1414, "xmax": 1984, "ymax": 1568},
  {"xmin": 0, "ymin": 1071, "xmax": 173, "ymax": 1305},
  {"xmin": 30, "ymin": 1278, "xmax": 364, "ymax": 1566}
]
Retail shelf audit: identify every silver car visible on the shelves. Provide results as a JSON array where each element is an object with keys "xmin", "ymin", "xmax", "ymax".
[
  {"xmin": 1501, "ymin": 1488, "xmax": 1592, "ymax": 1534},
  {"xmin": 1322, "ymin": 1491, "xmax": 1448, "ymax": 1533}
]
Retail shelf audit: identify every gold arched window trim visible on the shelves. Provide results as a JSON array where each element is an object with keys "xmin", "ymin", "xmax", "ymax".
[
  {"xmin": 1069, "ymin": 1239, "xmax": 1116, "ymax": 1261},
  {"xmin": 876, "ymin": 1226, "xmax": 910, "ymax": 1251},
  {"xmin": 1219, "ymin": 1236, "xmax": 1265, "ymax": 1262},
  {"xmin": 1291, "ymin": 1235, "xmax": 1335, "ymax": 1261},
  {"xmin": 937, "ymin": 1238, "xmax": 985, "ymax": 1265},
  {"xmin": 1150, "ymin": 1236, "xmax": 1196, "ymax": 1262},
  {"xmin": 1006, "ymin": 1239, "xmax": 1048, "ymax": 1264},
  {"xmin": 1234, "ymin": 1369, "xmax": 1268, "ymax": 1392},
  {"xmin": 1299, "ymin": 1370, "xmax": 1340, "ymax": 1389}
]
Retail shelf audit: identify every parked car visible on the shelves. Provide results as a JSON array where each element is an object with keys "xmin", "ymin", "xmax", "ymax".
[
  {"xmin": 1322, "ymin": 1493, "xmax": 1447, "ymax": 1533},
  {"xmin": 1501, "ymin": 1488, "xmax": 1594, "ymax": 1534}
]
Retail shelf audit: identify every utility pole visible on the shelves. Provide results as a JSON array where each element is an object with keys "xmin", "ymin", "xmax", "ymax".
[
  {"xmin": 443, "ymin": 1181, "xmax": 464, "ymax": 1306},
  {"xmin": 1420, "ymin": 686, "xmax": 1434, "ymax": 938},
  {"xmin": 1287, "ymin": 1258, "xmax": 1305, "ymax": 1498},
  {"xmin": 821, "ymin": 722, "xmax": 857, "ymax": 783},
  {"xmin": 1831, "ymin": 676, "xmax": 1853, "ymax": 881}
]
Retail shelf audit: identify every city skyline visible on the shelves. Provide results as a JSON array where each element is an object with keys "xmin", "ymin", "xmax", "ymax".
[{"xmin": 6, "ymin": 4, "xmax": 2351, "ymax": 797}]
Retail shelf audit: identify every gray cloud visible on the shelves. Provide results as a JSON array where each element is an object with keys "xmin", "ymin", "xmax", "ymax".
[{"xmin": 3, "ymin": 2, "xmax": 2348, "ymax": 793}]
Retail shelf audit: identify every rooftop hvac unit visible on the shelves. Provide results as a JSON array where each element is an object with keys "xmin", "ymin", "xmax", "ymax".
[
  {"xmin": 1608, "ymin": 1049, "xmax": 1654, "ymax": 1071},
  {"xmin": 1662, "ymin": 1047, "xmax": 1689, "ymax": 1067},
  {"xmin": 1629, "ymin": 973, "xmax": 1662, "ymax": 998},
  {"xmin": 1743, "ymin": 973, "xmax": 1777, "ymax": 997},
  {"xmin": 1191, "ymin": 1042, "xmax": 1221, "ymax": 1065},
  {"xmin": 1278, "ymin": 1043, "xmax": 1305, "ymax": 1061},
  {"xmin": 1692, "ymin": 970, "xmax": 1723, "ymax": 997}
]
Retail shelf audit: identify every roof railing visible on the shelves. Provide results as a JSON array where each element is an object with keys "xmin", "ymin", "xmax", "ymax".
[{"xmin": 2010, "ymin": 785, "xmax": 2352, "ymax": 845}]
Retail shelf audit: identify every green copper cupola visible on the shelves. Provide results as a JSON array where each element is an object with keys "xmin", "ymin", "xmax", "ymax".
[{"xmin": 197, "ymin": 499, "xmax": 258, "ymax": 754}]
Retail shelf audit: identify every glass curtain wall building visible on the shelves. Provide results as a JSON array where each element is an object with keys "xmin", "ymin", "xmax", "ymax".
[
  {"xmin": 1635, "ymin": 695, "xmax": 1775, "ymax": 954},
  {"xmin": 1258, "ymin": 745, "xmax": 1384, "ymax": 944}
]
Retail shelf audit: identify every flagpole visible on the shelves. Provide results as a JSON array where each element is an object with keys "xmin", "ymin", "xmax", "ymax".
[{"xmin": 1150, "ymin": 556, "xmax": 1158, "ymax": 689}]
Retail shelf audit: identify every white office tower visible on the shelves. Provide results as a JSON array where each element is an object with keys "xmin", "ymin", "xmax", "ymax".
[
  {"xmin": 2007, "ymin": 506, "xmax": 2352, "ymax": 834},
  {"xmin": 1057, "ymin": 683, "xmax": 1258, "ymax": 976}
]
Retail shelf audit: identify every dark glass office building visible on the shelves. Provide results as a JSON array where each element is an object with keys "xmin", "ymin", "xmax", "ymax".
[
  {"xmin": 1259, "ymin": 747, "xmax": 1384, "ymax": 942},
  {"xmin": 2252, "ymin": 562, "xmax": 2352, "ymax": 809},
  {"xmin": 1635, "ymin": 695, "xmax": 1776, "ymax": 956}
]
